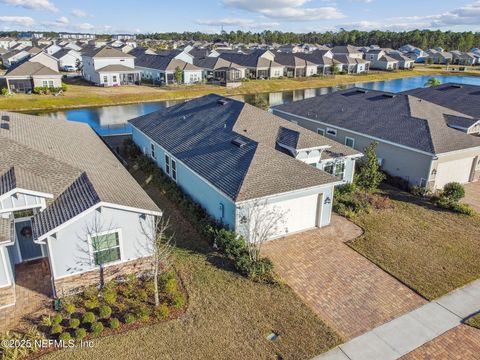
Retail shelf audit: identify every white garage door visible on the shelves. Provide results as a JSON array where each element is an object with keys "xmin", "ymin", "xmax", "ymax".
[
  {"xmin": 267, "ymin": 193, "xmax": 321, "ymax": 238},
  {"xmin": 435, "ymin": 157, "xmax": 474, "ymax": 189}
]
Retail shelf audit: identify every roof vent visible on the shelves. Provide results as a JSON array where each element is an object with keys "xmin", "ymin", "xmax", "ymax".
[
  {"xmin": 356, "ymin": 88, "xmax": 368, "ymax": 93},
  {"xmin": 450, "ymin": 84, "xmax": 463, "ymax": 88},
  {"xmin": 382, "ymin": 93, "xmax": 396, "ymax": 98},
  {"xmin": 217, "ymin": 99, "xmax": 229, "ymax": 106},
  {"xmin": 231, "ymin": 137, "xmax": 247, "ymax": 148}
]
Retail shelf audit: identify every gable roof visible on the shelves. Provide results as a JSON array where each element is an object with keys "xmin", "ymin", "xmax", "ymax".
[
  {"xmin": 83, "ymin": 46, "xmax": 134, "ymax": 59},
  {"xmin": 129, "ymin": 94, "xmax": 359, "ymax": 202},
  {"xmin": 0, "ymin": 111, "xmax": 160, "ymax": 240},
  {"xmin": 135, "ymin": 53, "xmax": 201, "ymax": 71},
  {"xmin": 273, "ymin": 87, "xmax": 480, "ymax": 155},
  {"xmin": 5, "ymin": 59, "xmax": 60, "ymax": 77}
]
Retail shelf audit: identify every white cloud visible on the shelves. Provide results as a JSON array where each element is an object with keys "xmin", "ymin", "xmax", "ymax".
[
  {"xmin": 75, "ymin": 22, "xmax": 95, "ymax": 30},
  {"xmin": 196, "ymin": 17, "xmax": 279, "ymax": 29},
  {"xmin": 0, "ymin": 15, "xmax": 35, "ymax": 26},
  {"xmin": 223, "ymin": 0, "xmax": 344, "ymax": 21},
  {"xmin": 55, "ymin": 16, "xmax": 69, "ymax": 24},
  {"xmin": 71, "ymin": 8, "xmax": 88, "ymax": 17},
  {"xmin": 2, "ymin": 0, "xmax": 58, "ymax": 12}
]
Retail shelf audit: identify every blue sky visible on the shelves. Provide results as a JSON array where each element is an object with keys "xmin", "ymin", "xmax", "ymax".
[{"xmin": 0, "ymin": 0, "xmax": 479, "ymax": 34}]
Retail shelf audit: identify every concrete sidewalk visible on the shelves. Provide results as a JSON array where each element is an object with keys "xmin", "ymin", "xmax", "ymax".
[{"xmin": 315, "ymin": 279, "xmax": 480, "ymax": 360}]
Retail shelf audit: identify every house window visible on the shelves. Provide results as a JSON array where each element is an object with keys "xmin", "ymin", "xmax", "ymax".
[
  {"xmin": 323, "ymin": 161, "xmax": 345, "ymax": 178},
  {"xmin": 165, "ymin": 154, "xmax": 171, "ymax": 175},
  {"xmin": 171, "ymin": 159, "xmax": 177, "ymax": 181},
  {"xmin": 317, "ymin": 128, "xmax": 325, "ymax": 136},
  {"xmin": 91, "ymin": 230, "xmax": 121, "ymax": 266},
  {"xmin": 103, "ymin": 76, "xmax": 108, "ymax": 83},
  {"xmin": 345, "ymin": 137, "xmax": 355, "ymax": 148},
  {"xmin": 150, "ymin": 143, "xmax": 156, "ymax": 159},
  {"xmin": 113, "ymin": 75, "xmax": 117, "ymax": 82},
  {"xmin": 326, "ymin": 128, "xmax": 337, "ymax": 137}
]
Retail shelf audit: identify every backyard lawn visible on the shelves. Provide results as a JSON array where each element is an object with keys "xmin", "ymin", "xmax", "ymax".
[
  {"xmin": 44, "ymin": 168, "xmax": 340, "ymax": 360},
  {"xmin": 348, "ymin": 187, "xmax": 480, "ymax": 300},
  {"xmin": 1, "ymin": 67, "xmax": 477, "ymax": 111}
]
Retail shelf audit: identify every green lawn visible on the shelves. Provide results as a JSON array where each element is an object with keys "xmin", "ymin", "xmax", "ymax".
[
  {"xmin": 44, "ymin": 168, "xmax": 340, "ymax": 360},
  {"xmin": 348, "ymin": 187, "xmax": 480, "ymax": 300},
  {"xmin": 1, "ymin": 68, "xmax": 477, "ymax": 112}
]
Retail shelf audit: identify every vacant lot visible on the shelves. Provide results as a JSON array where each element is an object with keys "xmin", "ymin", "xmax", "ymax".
[
  {"xmin": 44, "ymin": 169, "xmax": 340, "ymax": 360},
  {"xmin": 1, "ymin": 67, "xmax": 476, "ymax": 111},
  {"xmin": 348, "ymin": 188, "xmax": 480, "ymax": 300}
]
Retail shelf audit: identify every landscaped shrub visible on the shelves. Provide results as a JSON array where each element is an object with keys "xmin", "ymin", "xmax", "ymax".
[
  {"xmin": 1, "ymin": 88, "xmax": 9, "ymax": 96},
  {"xmin": 58, "ymin": 332, "xmax": 71, "ymax": 342},
  {"xmin": 0, "ymin": 327, "xmax": 45, "ymax": 359},
  {"xmin": 102, "ymin": 288, "xmax": 117, "ymax": 305},
  {"xmin": 159, "ymin": 271, "xmax": 178, "ymax": 295},
  {"xmin": 154, "ymin": 303, "xmax": 169, "ymax": 320},
  {"xmin": 50, "ymin": 324, "xmax": 63, "ymax": 335},
  {"xmin": 409, "ymin": 185, "xmax": 426, "ymax": 197},
  {"xmin": 64, "ymin": 303, "xmax": 76, "ymax": 315},
  {"xmin": 449, "ymin": 202, "xmax": 475, "ymax": 216},
  {"xmin": 123, "ymin": 313, "xmax": 136, "ymax": 325},
  {"xmin": 52, "ymin": 314, "xmax": 63, "ymax": 325},
  {"xmin": 74, "ymin": 328, "xmax": 87, "ymax": 340},
  {"xmin": 68, "ymin": 318, "xmax": 80, "ymax": 329},
  {"xmin": 441, "ymin": 182, "xmax": 465, "ymax": 203},
  {"xmin": 99, "ymin": 305, "xmax": 112, "ymax": 319},
  {"xmin": 208, "ymin": 227, "xmax": 246, "ymax": 258},
  {"xmin": 108, "ymin": 318, "xmax": 120, "ymax": 329},
  {"xmin": 234, "ymin": 255, "xmax": 275, "ymax": 283},
  {"xmin": 135, "ymin": 305, "xmax": 151, "ymax": 322},
  {"xmin": 84, "ymin": 298, "xmax": 100, "ymax": 310},
  {"xmin": 41, "ymin": 315, "xmax": 53, "ymax": 327},
  {"xmin": 135, "ymin": 288, "xmax": 149, "ymax": 302},
  {"xmin": 171, "ymin": 292, "xmax": 186, "ymax": 309},
  {"xmin": 90, "ymin": 322, "xmax": 104, "ymax": 336},
  {"xmin": 82, "ymin": 312, "xmax": 96, "ymax": 324}
]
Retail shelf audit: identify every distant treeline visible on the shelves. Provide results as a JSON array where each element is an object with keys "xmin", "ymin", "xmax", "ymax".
[
  {"xmin": 139, "ymin": 30, "xmax": 480, "ymax": 51},
  {"xmin": 2, "ymin": 29, "xmax": 479, "ymax": 51}
]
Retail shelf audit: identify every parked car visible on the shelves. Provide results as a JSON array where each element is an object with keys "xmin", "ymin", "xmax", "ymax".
[{"xmin": 62, "ymin": 65, "xmax": 76, "ymax": 72}]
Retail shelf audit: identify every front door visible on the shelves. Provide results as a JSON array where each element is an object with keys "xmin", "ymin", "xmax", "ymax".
[{"xmin": 16, "ymin": 219, "xmax": 43, "ymax": 262}]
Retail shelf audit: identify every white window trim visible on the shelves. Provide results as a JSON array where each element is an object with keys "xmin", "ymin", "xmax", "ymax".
[
  {"xmin": 150, "ymin": 142, "xmax": 156, "ymax": 159},
  {"xmin": 165, "ymin": 153, "xmax": 171, "ymax": 175},
  {"xmin": 317, "ymin": 128, "xmax": 325, "ymax": 136},
  {"xmin": 171, "ymin": 158, "xmax": 177, "ymax": 182},
  {"xmin": 87, "ymin": 228, "xmax": 123, "ymax": 268},
  {"xmin": 326, "ymin": 128, "xmax": 337, "ymax": 137},
  {"xmin": 345, "ymin": 136, "xmax": 355, "ymax": 148}
]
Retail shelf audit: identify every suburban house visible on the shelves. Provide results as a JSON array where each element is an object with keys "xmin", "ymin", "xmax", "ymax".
[
  {"xmin": 274, "ymin": 52, "xmax": 318, "ymax": 78},
  {"xmin": 0, "ymin": 37, "xmax": 17, "ymax": 50},
  {"xmin": 427, "ymin": 50, "xmax": 453, "ymax": 64},
  {"xmin": 331, "ymin": 45, "xmax": 364, "ymax": 59},
  {"xmin": 1, "ymin": 50, "xmax": 30, "ymax": 68},
  {"xmin": 388, "ymin": 53, "xmax": 415, "ymax": 69},
  {"xmin": 194, "ymin": 56, "xmax": 245, "ymax": 85},
  {"xmin": 81, "ymin": 46, "xmax": 141, "ymax": 86},
  {"xmin": 52, "ymin": 49, "xmax": 82, "ymax": 70},
  {"xmin": 135, "ymin": 53, "xmax": 203, "ymax": 85},
  {"xmin": 4, "ymin": 52, "xmax": 62, "ymax": 93},
  {"xmin": 219, "ymin": 50, "xmax": 285, "ymax": 79},
  {"xmin": 450, "ymin": 51, "xmax": 476, "ymax": 66},
  {"xmin": 0, "ymin": 111, "xmax": 161, "ymax": 310},
  {"xmin": 129, "ymin": 94, "xmax": 361, "ymax": 240},
  {"xmin": 365, "ymin": 49, "xmax": 399, "ymax": 70},
  {"xmin": 272, "ymin": 84, "xmax": 480, "ymax": 190}
]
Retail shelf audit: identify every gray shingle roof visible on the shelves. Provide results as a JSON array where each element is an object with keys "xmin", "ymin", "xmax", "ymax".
[
  {"xmin": 403, "ymin": 83, "xmax": 480, "ymax": 119},
  {"xmin": 273, "ymin": 87, "xmax": 480, "ymax": 155},
  {"xmin": 0, "ymin": 111, "xmax": 160, "ymax": 239},
  {"xmin": 96, "ymin": 64, "xmax": 138, "ymax": 72},
  {"xmin": 129, "ymin": 94, "xmax": 359, "ymax": 202},
  {"xmin": 83, "ymin": 46, "xmax": 134, "ymax": 59},
  {"xmin": 5, "ymin": 60, "xmax": 60, "ymax": 77}
]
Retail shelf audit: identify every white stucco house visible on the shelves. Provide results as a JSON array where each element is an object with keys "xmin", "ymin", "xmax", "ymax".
[
  {"xmin": 0, "ymin": 111, "xmax": 161, "ymax": 309},
  {"xmin": 129, "ymin": 94, "xmax": 361, "ymax": 241},
  {"xmin": 81, "ymin": 46, "xmax": 141, "ymax": 86}
]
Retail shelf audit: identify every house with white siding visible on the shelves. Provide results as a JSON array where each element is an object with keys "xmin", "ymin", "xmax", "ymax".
[
  {"xmin": 0, "ymin": 111, "xmax": 161, "ymax": 310},
  {"xmin": 129, "ymin": 94, "xmax": 361, "ymax": 240},
  {"xmin": 81, "ymin": 46, "xmax": 141, "ymax": 86}
]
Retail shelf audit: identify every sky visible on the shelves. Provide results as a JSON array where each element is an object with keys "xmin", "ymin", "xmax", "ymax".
[{"xmin": 0, "ymin": 0, "xmax": 480, "ymax": 34}]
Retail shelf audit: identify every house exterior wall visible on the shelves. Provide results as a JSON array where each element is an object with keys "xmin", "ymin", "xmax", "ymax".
[
  {"xmin": 58, "ymin": 53, "xmax": 80, "ymax": 69},
  {"xmin": 47, "ymin": 206, "xmax": 154, "ymax": 280},
  {"xmin": 273, "ymin": 110, "xmax": 434, "ymax": 188},
  {"xmin": 184, "ymin": 70, "xmax": 202, "ymax": 84},
  {"xmin": 32, "ymin": 76, "xmax": 62, "ymax": 88},
  {"xmin": 0, "ymin": 192, "xmax": 45, "ymax": 214},
  {"xmin": 93, "ymin": 57, "xmax": 135, "ymax": 70},
  {"xmin": 132, "ymin": 126, "xmax": 238, "ymax": 228},
  {"xmin": 97, "ymin": 72, "xmax": 121, "ymax": 87},
  {"xmin": 431, "ymin": 149, "xmax": 480, "ymax": 189},
  {"xmin": 31, "ymin": 52, "xmax": 58, "ymax": 71},
  {"xmin": 0, "ymin": 246, "xmax": 12, "ymax": 288}
]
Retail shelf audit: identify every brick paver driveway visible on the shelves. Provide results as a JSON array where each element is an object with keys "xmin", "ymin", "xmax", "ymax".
[
  {"xmin": 463, "ymin": 182, "xmax": 480, "ymax": 213},
  {"xmin": 401, "ymin": 325, "xmax": 480, "ymax": 359},
  {"xmin": 263, "ymin": 215, "xmax": 426, "ymax": 340}
]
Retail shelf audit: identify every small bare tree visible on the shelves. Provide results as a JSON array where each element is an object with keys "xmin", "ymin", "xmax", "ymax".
[
  {"xmin": 140, "ymin": 215, "xmax": 174, "ymax": 307},
  {"xmin": 238, "ymin": 200, "xmax": 287, "ymax": 262}
]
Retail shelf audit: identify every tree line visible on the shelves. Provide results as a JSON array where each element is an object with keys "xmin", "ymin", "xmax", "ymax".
[{"xmin": 1, "ymin": 29, "xmax": 479, "ymax": 51}]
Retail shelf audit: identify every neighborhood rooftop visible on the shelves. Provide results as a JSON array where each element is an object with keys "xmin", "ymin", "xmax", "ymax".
[
  {"xmin": 129, "ymin": 94, "xmax": 359, "ymax": 201},
  {"xmin": 273, "ymin": 85, "xmax": 480, "ymax": 155}
]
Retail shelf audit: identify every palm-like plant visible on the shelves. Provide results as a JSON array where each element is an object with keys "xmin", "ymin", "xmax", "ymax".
[{"xmin": 425, "ymin": 78, "xmax": 441, "ymax": 87}]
